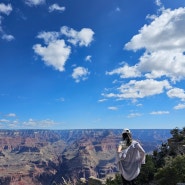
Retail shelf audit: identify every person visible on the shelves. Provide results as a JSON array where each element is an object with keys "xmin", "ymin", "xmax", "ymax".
[{"xmin": 117, "ymin": 128, "xmax": 145, "ymax": 185}]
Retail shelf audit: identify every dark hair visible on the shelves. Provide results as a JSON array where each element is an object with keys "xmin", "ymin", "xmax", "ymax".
[{"xmin": 122, "ymin": 132, "xmax": 132, "ymax": 146}]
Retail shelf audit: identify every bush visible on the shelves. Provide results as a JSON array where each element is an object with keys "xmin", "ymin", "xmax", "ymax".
[
  {"xmin": 106, "ymin": 173, "xmax": 122, "ymax": 185},
  {"xmin": 155, "ymin": 155, "xmax": 185, "ymax": 185},
  {"xmin": 135, "ymin": 155, "xmax": 156, "ymax": 184}
]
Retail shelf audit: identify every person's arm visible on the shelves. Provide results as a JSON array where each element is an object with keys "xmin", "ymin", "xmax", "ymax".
[{"xmin": 136, "ymin": 142, "xmax": 146, "ymax": 164}]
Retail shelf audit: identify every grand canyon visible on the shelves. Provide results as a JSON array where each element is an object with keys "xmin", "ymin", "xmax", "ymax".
[{"xmin": 0, "ymin": 129, "xmax": 171, "ymax": 185}]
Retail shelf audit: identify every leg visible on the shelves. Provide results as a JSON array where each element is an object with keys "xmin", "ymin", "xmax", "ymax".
[
  {"xmin": 121, "ymin": 175, "xmax": 131, "ymax": 185},
  {"xmin": 130, "ymin": 179, "xmax": 137, "ymax": 185}
]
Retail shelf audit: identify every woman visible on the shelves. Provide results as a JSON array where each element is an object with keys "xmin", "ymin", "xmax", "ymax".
[{"xmin": 117, "ymin": 129, "xmax": 145, "ymax": 185}]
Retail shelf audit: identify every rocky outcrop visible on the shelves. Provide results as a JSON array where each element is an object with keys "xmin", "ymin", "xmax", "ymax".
[{"xmin": 88, "ymin": 176, "xmax": 106, "ymax": 185}]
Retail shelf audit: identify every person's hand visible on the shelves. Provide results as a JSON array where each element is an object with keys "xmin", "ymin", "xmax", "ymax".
[{"xmin": 118, "ymin": 145, "xmax": 122, "ymax": 152}]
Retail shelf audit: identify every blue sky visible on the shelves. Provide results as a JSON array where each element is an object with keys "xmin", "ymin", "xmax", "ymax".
[{"xmin": 0, "ymin": 0, "xmax": 185, "ymax": 129}]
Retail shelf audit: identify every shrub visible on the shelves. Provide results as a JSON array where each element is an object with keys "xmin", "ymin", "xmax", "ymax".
[{"xmin": 155, "ymin": 155, "xmax": 185, "ymax": 185}]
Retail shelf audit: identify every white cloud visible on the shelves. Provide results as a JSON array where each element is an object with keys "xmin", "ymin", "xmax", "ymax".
[
  {"xmin": 49, "ymin": 4, "xmax": 65, "ymax": 13},
  {"xmin": 138, "ymin": 51, "xmax": 185, "ymax": 82},
  {"xmin": 23, "ymin": 118, "xmax": 56, "ymax": 128},
  {"xmin": 124, "ymin": 8, "xmax": 185, "ymax": 82},
  {"xmin": 34, "ymin": 26, "xmax": 94, "ymax": 72},
  {"xmin": 127, "ymin": 113, "xmax": 142, "ymax": 118},
  {"xmin": 106, "ymin": 63, "xmax": 141, "ymax": 78},
  {"xmin": 98, "ymin": 99, "xmax": 107, "ymax": 103},
  {"xmin": 150, "ymin": 111, "xmax": 169, "ymax": 115},
  {"xmin": 6, "ymin": 113, "xmax": 16, "ymax": 117},
  {"xmin": 0, "ymin": 3, "xmax": 12, "ymax": 15},
  {"xmin": 61, "ymin": 26, "xmax": 94, "ymax": 46},
  {"xmin": 37, "ymin": 31, "xmax": 59, "ymax": 44},
  {"xmin": 2, "ymin": 34, "xmax": 14, "ymax": 41},
  {"xmin": 0, "ymin": 4, "xmax": 14, "ymax": 41},
  {"xmin": 136, "ymin": 103, "xmax": 143, "ymax": 107},
  {"xmin": 0, "ymin": 119, "xmax": 9, "ymax": 123},
  {"xmin": 25, "ymin": 0, "xmax": 45, "ymax": 6},
  {"xmin": 167, "ymin": 88, "xmax": 185, "ymax": 101},
  {"xmin": 104, "ymin": 6, "xmax": 185, "ymax": 113},
  {"xmin": 85, "ymin": 55, "xmax": 92, "ymax": 62},
  {"xmin": 174, "ymin": 103, "xmax": 185, "ymax": 110},
  {"xmin": 72, "ymin": 66, "xmax": 90, "ymax": 83},
  {"xmin": 155, "ymin": 0, "xmax": 162, "ymax": 7},
  {"xmin": 125, "ymin": 8, "xmax": 185, "ymax": 52},
  {"xmin": 103, "ymin": 79, "xmax": 171, "ymax": 100},
  {"xmin": 108, "ymin": 106, "xmax": 118, "ymax": 110},
  {"xmin": 33, "ymin": 39, "xmax": 71, "ymax": 72},
  {"xmin": 7, "ymin": 120, "xmax": 19, "ymax": 128}
]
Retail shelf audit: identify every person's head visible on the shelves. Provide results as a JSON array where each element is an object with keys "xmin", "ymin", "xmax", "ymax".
[{"xmin": 122, "ymin": 128, "xmax": 132, "ymax": 145}]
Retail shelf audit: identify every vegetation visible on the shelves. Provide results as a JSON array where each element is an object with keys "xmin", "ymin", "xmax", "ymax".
[
  {"xmin": 155, "ymin": 155, "xmax": 185, "ymax": 185},
  {"xmin": 106, "ymin": 173, "xmax": 122, "ymax": 185}
]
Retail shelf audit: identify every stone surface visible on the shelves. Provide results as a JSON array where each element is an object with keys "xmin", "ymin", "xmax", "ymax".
[{"xmin": 88, "ymin": 176, "xmax": 106, "ymax": 185}]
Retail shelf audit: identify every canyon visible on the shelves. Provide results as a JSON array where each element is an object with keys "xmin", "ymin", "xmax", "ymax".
[{"xmin": 0, "ymin": 129, "xmax": 171, "ymax": 185}]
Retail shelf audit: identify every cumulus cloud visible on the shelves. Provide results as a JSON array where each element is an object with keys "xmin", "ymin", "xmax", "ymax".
[
  {"xmin": 138, "ymin": 51, "xmax": 185, "ymax": 82},
  {"xmin": 25, "ymin": 0, "xmax": 45, "ymax": 6},
  {"xmin": 8, "ymin": 121, "xmax": 19, "ymax": 128},
  {"xmin": 72, "ymin": 66, "xmax": 90, "ymax": 83},
  {"xmin": 103, "ymin": 79, "xmax": 171, "ymax": 100},
  {"xmin": 33, "ymin": 39, "xmax": 71, "ymax": 72},
  {"xmin": 2, "ymin": 34, "xmax": 14, "ymax": 41},
  {"xmin": 106, "ymin": 63, "xmax": 141, "ymax": 78},
  {"xmin": 174, "ymin": 103, "xmax": 185, "ymax": 110},
  {"xmin": 0, "ymin": 3, "xmax": 14, "ymax": 41},
  {"xmin": 49, "ymin": 4, "xmax": 65, "ymax": 13},
  {"xmin": 155, "ymin": 0, "xmax": 162, "ymax": 7},
  {"xmin": 105, "ymin": 7, "xmax": 185, "ymax": 110},
  {"xmin": 124, "ymin": 7, "xmax": 185, "ymax": 82},
  {"xmin": 85, "ymin": 55, "xmax": 92, "ymax": 62},
  {"xmin": 0, "ymin": 3, "xmax": 12, "ymax": 15},
  {"xmin": 36, "ymin": 31, "xmax": 59, "ymax": 44},
  {"xmin": 33, "ymin": 26, "xmax": 94, "ymax": 73},
  {"xmin": 167, "ymin": 88, "xmax": 185, "ymax": 101},
  {"xmin": 125, "ymin": 8, "xmax": 185, "ymax": 52},
  {"xmin": 61, "ymin": 26, "xmax": 94, "ymax": 46},
  {"xmin": 0, "ymin": 119, "xmax": 9, "ymax": 123}
]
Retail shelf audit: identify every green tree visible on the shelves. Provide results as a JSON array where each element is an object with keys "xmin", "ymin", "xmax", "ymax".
[
  {"xmin": 170, "ymin": 127, "xmax": 184, "ymax": 142},
  {"xmin": 155, "ymin": 155, "xmax": 185, "ymax": 185},
  {"xmin": 135, "ymin": 155, "xmax": 156, "ymax": 185}
]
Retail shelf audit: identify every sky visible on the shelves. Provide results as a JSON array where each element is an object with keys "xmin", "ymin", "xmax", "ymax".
[{"xmin": 0, "ymin": 0, "xmax": 185, "ymax": 130}]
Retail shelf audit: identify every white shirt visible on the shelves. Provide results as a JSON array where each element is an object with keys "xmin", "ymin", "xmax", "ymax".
[{"xmin": 117, "ymin": 140, "xmax": 145, "ymax": 181}]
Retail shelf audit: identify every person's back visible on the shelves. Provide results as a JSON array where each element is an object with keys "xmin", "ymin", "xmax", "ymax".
[{"xmin": 117, "ymin": 129, "xmax": 145, "ymax": 185}]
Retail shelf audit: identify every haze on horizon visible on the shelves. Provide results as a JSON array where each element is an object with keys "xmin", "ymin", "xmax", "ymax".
[{"xmin": 0, "ymin": 0, "xmax": 185, "ymax": 130}]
